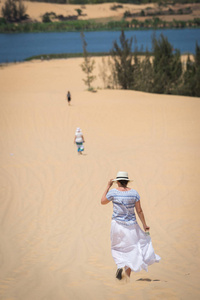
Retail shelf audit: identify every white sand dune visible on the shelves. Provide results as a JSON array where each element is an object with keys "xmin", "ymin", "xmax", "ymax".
[{"xmin": 0, "ymin": 58, "xmax": 200, "ymax": 300}]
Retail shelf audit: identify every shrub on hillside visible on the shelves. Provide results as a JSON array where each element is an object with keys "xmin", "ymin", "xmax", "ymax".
[{"xmin": 1, "ymin": 0, "xmax": 28, "ymax": 22}]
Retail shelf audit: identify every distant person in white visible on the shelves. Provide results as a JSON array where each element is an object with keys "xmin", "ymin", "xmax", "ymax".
[
  {"xmin": 74, "ymin": 127, "xmax": 85, "ymax": 154},
  {"xmin": 101, "ymin": 171, "xmax": 161, "ymax": 280}
]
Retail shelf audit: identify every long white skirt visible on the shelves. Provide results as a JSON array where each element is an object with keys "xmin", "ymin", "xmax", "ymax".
[{"xmin": 110, "ymin": 220, "xmax": 161, "ymax": 272}]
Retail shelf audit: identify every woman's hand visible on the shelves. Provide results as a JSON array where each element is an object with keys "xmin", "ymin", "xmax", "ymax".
[
  {"xmin": 143, "ymin": 225, "xmax": 150, "ymax": 231},
  {"xmin": 107, "ymin": 179, "xmax": 114, "ymax": 188},
  {"xmin": 101, "ymin": 179, "xmax": 113, "ymax": 205}
]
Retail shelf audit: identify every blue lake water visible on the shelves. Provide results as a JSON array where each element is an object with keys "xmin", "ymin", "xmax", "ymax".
[{"xmin": 0, "ymin": 28, "xmax": 200, "ymax": 63}]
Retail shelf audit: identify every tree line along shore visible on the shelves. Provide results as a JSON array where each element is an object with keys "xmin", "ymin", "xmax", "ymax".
[
  {"xmin": 25, "ymin": 32, "xmax": 199, "ymax": 98},
  {"xmin": 0, "ymin": 18, "xmax": 200, "ymax": 33}
]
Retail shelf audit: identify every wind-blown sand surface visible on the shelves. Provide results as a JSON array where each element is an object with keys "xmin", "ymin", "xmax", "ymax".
[{"xmin": 0, "ymin": 58, "xmax": 200, "ymax": 300}]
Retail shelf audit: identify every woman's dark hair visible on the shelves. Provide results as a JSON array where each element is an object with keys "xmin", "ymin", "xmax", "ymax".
[{"xmin": 118, "ymin": 180, "xmax": 129, "ymax": 188}]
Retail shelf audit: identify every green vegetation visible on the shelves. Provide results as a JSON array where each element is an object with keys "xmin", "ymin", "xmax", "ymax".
[
  {"xmin": 26, "ymin": 32, "xmax": 200, "ymax": 97},
  {"xmin": 1, "ymin": 0, "xmax": 28, "ymax": 22},
  {"xmin": 1, "ymin": 1, "xmax": 199, "ymax": 97},
  {"xmin": 1, "ymin": 0, "xmax": 199, "ymax": 33},
  {"xmin": 109, "ymin": 31, "xmax": 200, "ymax": 97},
  {"xmin": 124, "ymin": 6, "xmax": 193, "ymax": 19},
  {"xmin": 25, "ymin": 1, "xmax": 200, "ymax": 4},
  {"xmin": 0, "ymin": 0, "xmax": 200, "ymax": 33},
  {"xmin": 25, "ymin": 51, "xmax": 151, "ymax": 63},
  {"xmin": 0, "ymin": 17, "xmax": 200, "ymax": 33},
  {"xmin": 1, "ymin": 0, "xmax": 200, "ymax": 33},
  {"xmin": 42, "ymin": 12, "xmax": 56, "ymax": 23},
  {"xmin": 75, "ymin": 9, "xmax": 82, "ymax": 16},
  {"xmin": 25, "ymin": 52, "xmax": 111, "ymax": 61},
  {"xmin": 152, "ymin": 34, "xmax": 182, "ymax": 94},
  {"xmin": 110, "ymin": 30, "xmax": 134, "ymax": 89},
  {"xmin": 80, "ymin": 32, "xmax": 96, "ymax": 90},
  {"xmin": 0, "ymin": 20, "xmax": 99, "ymax": 33},
  {"xmin": 179, "ymin": 43, "xmax": 200, "ymax": 96}
]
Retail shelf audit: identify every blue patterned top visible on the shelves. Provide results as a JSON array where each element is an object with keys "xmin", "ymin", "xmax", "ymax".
[{"xmin": 106, "ymin": 188, "xmax": 140, "ymax": 226}]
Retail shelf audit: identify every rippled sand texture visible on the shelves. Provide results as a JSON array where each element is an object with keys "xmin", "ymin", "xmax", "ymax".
[{"xmin": 0, "ymin": 59, "xmax": 200, "ymax": 300}]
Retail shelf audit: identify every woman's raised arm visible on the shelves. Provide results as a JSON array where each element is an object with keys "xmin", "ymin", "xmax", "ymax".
[{"xmin": 101, "ymin": 179, "xmax": 113, "ymax": 205}]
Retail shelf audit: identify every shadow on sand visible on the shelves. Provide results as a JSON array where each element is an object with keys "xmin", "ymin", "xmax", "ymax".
[{"xmin": 136, "ymin": 278, "xmax": 160, "ymax": 282}]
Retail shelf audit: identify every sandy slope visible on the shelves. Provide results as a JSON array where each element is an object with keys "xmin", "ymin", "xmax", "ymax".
[{"xmin": 0, "ymin": 58, "xmax": 200, "ymax": 300}]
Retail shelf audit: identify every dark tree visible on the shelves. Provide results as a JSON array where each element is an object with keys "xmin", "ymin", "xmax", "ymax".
[
  {"xmin": 1, "ymin": 0, "xmax": 27, "ymax": 22},
  {"xmin": 152, "ymin": 34, "xmax": 182, "ymax": 94},
  {"xmin": 80, "ymin": 32, "xmax": 96, "ymax": 90},
  {"xmin": 110, "ymin": 30, "xmax": 134, "ymax": 90},
  {"xmin": 181, "ymin": 43, "xmax": 200, "ymax": 97},
  {"xmin": 134, "ymin": 54, "xmax": 153, "ymax": 93},
  {"xmin": 193, "ymin": 42, "xmax": 200, "ymax": 97}
]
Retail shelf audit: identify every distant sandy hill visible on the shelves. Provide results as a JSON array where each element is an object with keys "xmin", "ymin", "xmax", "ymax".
[{"xmin": 0, "ymin": 1, "xmax": 200, "ymax": 22}]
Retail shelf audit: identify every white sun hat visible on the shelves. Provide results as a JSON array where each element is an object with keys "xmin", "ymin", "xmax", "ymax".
[{"xmin": 112, "ymin": 171, "xmax": 132, "ymax": 182}]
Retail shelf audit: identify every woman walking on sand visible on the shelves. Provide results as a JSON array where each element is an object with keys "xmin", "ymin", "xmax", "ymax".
[
  {"xmin": 74, "ymin": 127, "xmax": 85, "ymax": 155},
  {"xmin": 101, "ymin": 171, "xmax": 160, "ymax": 280},
  {"xmin": 67, "ymin": 91, "xmax": 71, "ymax": 105}
]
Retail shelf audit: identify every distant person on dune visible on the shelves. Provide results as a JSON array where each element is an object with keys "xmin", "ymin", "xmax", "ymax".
[
  {"xmin": 101, "ymin": 171, "xmax": 161, "ymax": 280},
  {"xmin": 74, "ymin": 127, "xmax": 85, "ymax": 155},
  {"xmin": 67, "ymin": 91, "xmax": 71, "ymax": 105}
]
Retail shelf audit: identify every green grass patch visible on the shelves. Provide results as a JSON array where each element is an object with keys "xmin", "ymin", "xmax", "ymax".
[
  {"xmin": 0, "ymin": 18, "xmax": 200, "ymax": 33},
  {"xmin": 25, "ymin": 52, "xmax": 110, "ymax": 61},
  {"xmin": 25, "ymin": 51, "xmax": 152, "ymax": 61}
]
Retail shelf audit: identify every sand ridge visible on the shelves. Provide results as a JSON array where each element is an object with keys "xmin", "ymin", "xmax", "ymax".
[{"xmin": 0, "ymin": 58, "xmax": 200, "ymax": 299}]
